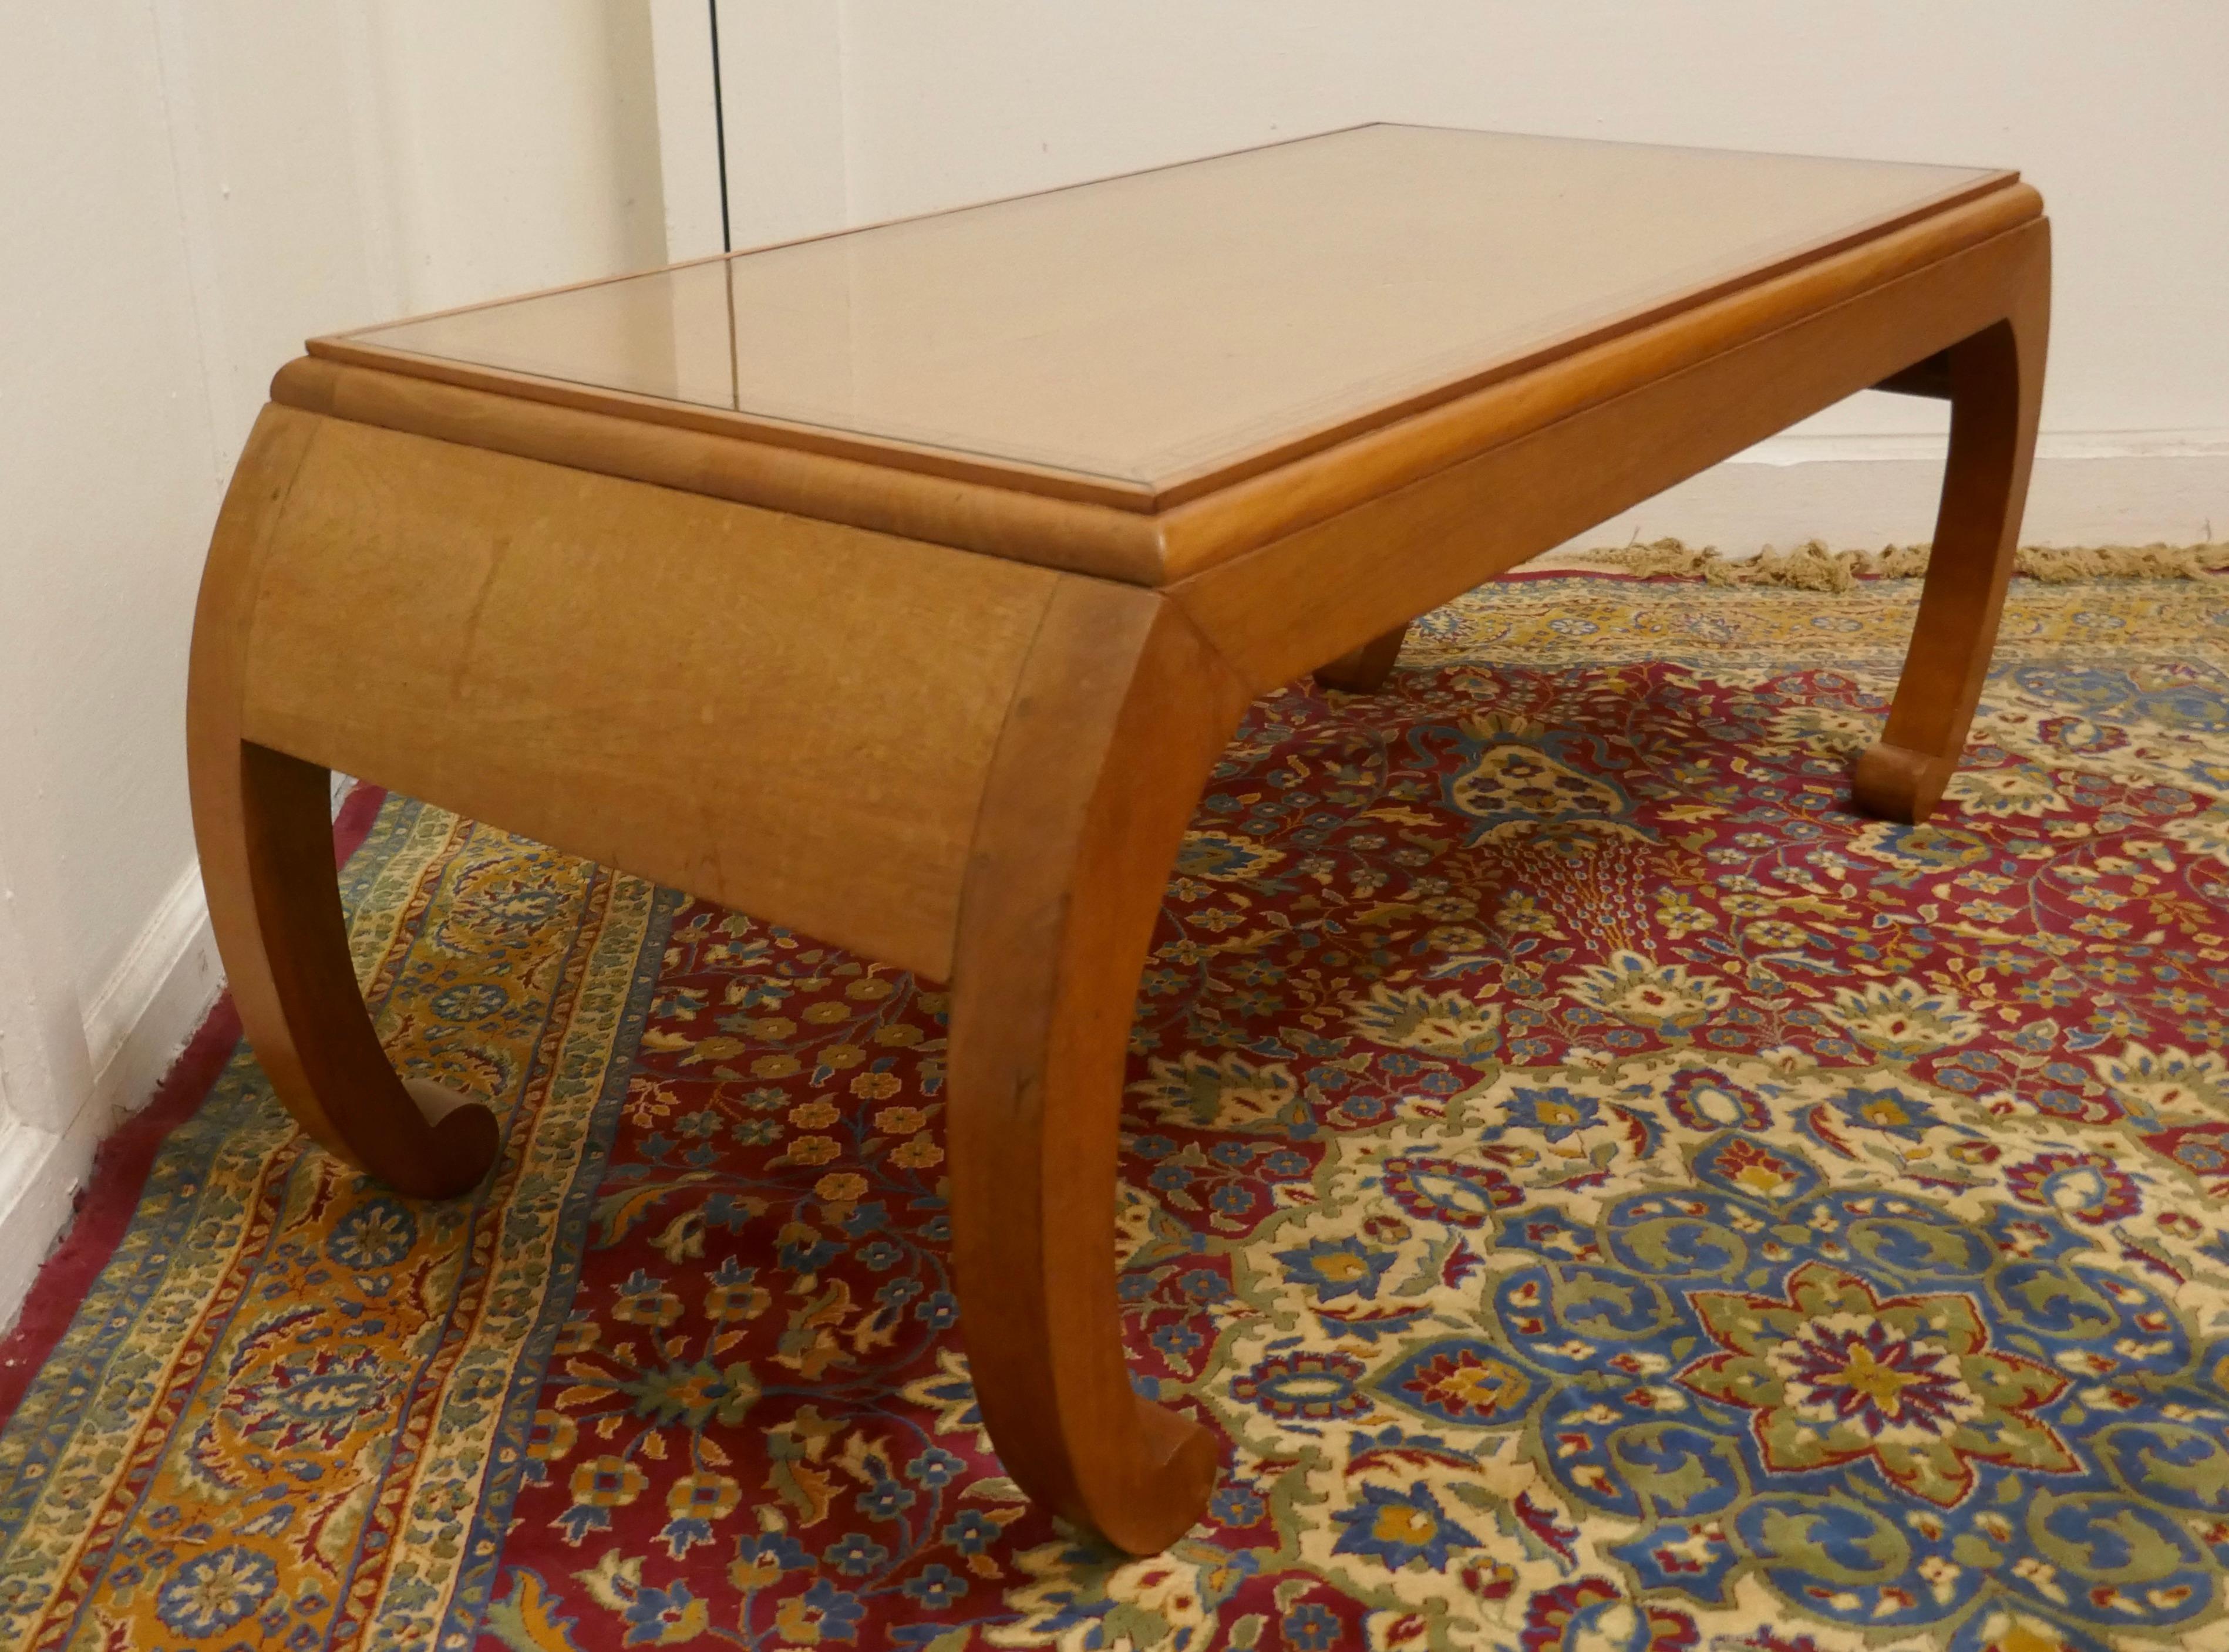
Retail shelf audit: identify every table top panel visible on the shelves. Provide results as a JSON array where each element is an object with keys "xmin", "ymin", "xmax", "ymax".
[{"xmin": 331, "ymin": 125, "xmax": 2009, "ymax": 498}]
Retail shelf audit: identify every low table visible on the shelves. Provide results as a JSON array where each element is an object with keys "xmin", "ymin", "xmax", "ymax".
[{"xmin": 187, "ymin": 124, "xmax": 2047, "ymax": 1553}]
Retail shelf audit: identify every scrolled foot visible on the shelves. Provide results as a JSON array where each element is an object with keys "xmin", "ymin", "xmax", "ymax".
[
  {"xmin": 395, "ymin": 1078, "xmax": 504, "ymax": 1198},
  {"xmin": 948, "ymin": 582, "xmax": 1247, "ymax": 1555},
  {"xmin": 1851, "ymin": 740, "xmax": 1958, "ymax": 826},
  {"xmin": 1097, "ymin": 1398, "xmax": 1220, "ymax": 1555}
]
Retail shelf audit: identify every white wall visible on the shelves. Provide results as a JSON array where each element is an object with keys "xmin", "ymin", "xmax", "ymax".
[
  {"xmin": 706, "ymin": 0, "xmax": 2229, "ymax": 547},
  {"xmin": 0, "ymin": 1, "xmax": 664, "ymax": 1323}
]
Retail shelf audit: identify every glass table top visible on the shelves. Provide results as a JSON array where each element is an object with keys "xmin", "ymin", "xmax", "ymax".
[{"xmin": 327, "ymin": 124, "xmax": 2011, "ymax": 500}]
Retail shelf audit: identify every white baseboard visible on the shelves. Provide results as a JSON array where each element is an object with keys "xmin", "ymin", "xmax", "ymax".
[
  {"xmin": 81, "ymin": 864, "xmax": 221, "ymax": 1124},
  {"xmin": 1550, "ymin": 442, "xmax": 2229, "ymax": 559},
  {"xmin": 0, "ymin": 864, "xmax": 221, "ymax": 1333},
  {"xmin": 1740, "ymin": 429, "xmax": 2229, "ymax": 467},
  {"xmin": 0, "ymin": 1106, "xmax": 105, "ymax": 1334}
]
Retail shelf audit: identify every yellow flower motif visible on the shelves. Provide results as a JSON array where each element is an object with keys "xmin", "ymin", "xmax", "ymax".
[
  {"xmin": 1416, "ymin": 895, "xmax": 1478, "ymax": 922},
  {"xmin": 815, "ymin": 1172, "xmax": 868, "ymax": 1204},
  {"xmin": 706, "ymin": 1275, "xmax": 769, "ymax": 1320},
  {"xmin": 1493, "ymin": 893, "xmax": 1562, "ymax": 939},
  {"xmin": 787, "ymin": 1135, "xmax": 842, "ymax": 1166},
  {"xmin": 845, "ymin": 976, "xmax": 895, "ymax": 1000},
  {"xmin": 1959, "ymin": 901, "xmax": 2021, "ymax": 924},
  {"xmin": 788, "ymin": 1098, "xmax": 840, "ymax": 1129},
  {"xmin": 872, "ymin": 1024, "xmax": 924, "ymax": 1048},
  {"xmin": 875, "ymin": 1105, "xmax": 929, "ymax": 1135},
  {"xmin": 822, "ymin": 1044, "xmax": 866, "ymax": 1070},
  {"xmin": 527, "ymin": 1409, "xmax": 575, "ymax": 1464},
  {"xmin": 570, "ymin": 1455, "xmax": 647, "ymax": 1508},
  {"xmin": 850, "ymin": 1071, "xmax": 903, "ymax": 1101},
  {"xmin": 666, "ymin": 1471, "xmax": 740, "ymax": 1520},
  {"xmin": 891, "ymin": 1136, "xmax": 945, "ymax": 1169},
  {"xmin": 613, "ymin": 1283, "xmax": 683, "ymax": 1328},
  {"xmin": 750, "ymin": 1053, "xmax": 800, "ymax": 1080},
  {"xmin": 803, "ymin": 1002, "xmax": 851, "ymax": 1024}
]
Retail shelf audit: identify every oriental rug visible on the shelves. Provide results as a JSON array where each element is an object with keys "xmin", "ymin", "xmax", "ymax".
[{"xmin": 5, "ymin": 567, "xmax": 2229, "ymax": 1652}]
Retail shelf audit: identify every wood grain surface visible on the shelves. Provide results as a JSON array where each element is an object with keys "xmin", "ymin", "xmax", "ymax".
[
  {"xmin": 188, "ymin": 406, "xmax": 501, "ymax": 1197},
  {"xmin": 947, "ymin": 579, "xmax": 1250, "ymax": 1552},
  {"xmin": 1854, "ymin": 231, "xmax": 2050, "ymax": 822},
  {"xmin": 236, "ymin": 416, "xmax": 1059, "ymax": 981},
  {"xmin": 1169, "ymin": 218, "xmax": 2050, "ymax": 694}
]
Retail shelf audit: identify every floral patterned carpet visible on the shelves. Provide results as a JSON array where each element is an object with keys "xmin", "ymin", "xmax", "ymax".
[{"xmin": 5, "ymin": 569, "xmax": 2229, "ymax": 1652}]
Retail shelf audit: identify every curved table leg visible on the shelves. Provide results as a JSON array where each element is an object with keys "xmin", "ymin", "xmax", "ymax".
[
  {"xmin": 186, "ymin": 411, "xmax": 499, "ymax": 1199},
  {"xmin": 193, "ymin": 741, "xmax": 501, "ymax": 1198},
  {"xmin": 1853, "ymin": 241, "xmax": 2049, "ymax": 825},
  {"xmin": 947, "ymin": 580, "xmax": 1250, "ymax": 1553},
  {"xmin": 1314, "ymin": 621, "xmax": 1410, "ymax": 693}
]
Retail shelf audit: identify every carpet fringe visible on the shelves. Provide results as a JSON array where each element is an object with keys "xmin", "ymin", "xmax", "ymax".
[{"xmin": 1570, "ymin": 537, "xmax": 2229, "ymax": 593}]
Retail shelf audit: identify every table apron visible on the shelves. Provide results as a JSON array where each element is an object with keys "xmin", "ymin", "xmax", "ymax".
[
  {"xmin": 1171, "ymin": 216, "xmax": 2050, "ymax": 692},
  {"xmin": 218, "ymin": 407, "xmax": 1069, "ymax": 980}
]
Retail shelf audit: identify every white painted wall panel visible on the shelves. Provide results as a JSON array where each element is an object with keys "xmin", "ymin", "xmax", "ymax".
[{"xmin": 0, "ymin": 2, "xmax": 666, "ymax": 1317}]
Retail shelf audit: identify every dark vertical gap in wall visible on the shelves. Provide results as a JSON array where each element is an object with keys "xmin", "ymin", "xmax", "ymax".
[
  {"xmin": 709, "ymin": 0, "xmax": 733, "ymax": 253},
  {"xmin": 709, "ymin": 0, "xmax": 740, "ymax": 410}
]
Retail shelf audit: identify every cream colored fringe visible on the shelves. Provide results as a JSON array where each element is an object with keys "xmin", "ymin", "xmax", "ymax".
[{"xmin": 1568, "ymin": 537, "xmax": 2229, "ymax": 594}]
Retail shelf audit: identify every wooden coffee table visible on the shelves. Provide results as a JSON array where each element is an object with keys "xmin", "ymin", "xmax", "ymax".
[{"xmin": 187, "ymin": 124, "xmax": 2046, "ymax": 1553}]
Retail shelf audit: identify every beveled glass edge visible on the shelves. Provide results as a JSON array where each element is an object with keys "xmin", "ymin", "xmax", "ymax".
[
  {"xmin": 309, "ymin": 130, "xmax": 2026, "ymax": 510},
  {"xmin": 1142, "ymin": 163, "xmax": 2022, "ymax": 503},
  {"xmin": 303, "ymin": 336, "xmax": 1167, "ymax": 507}
]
